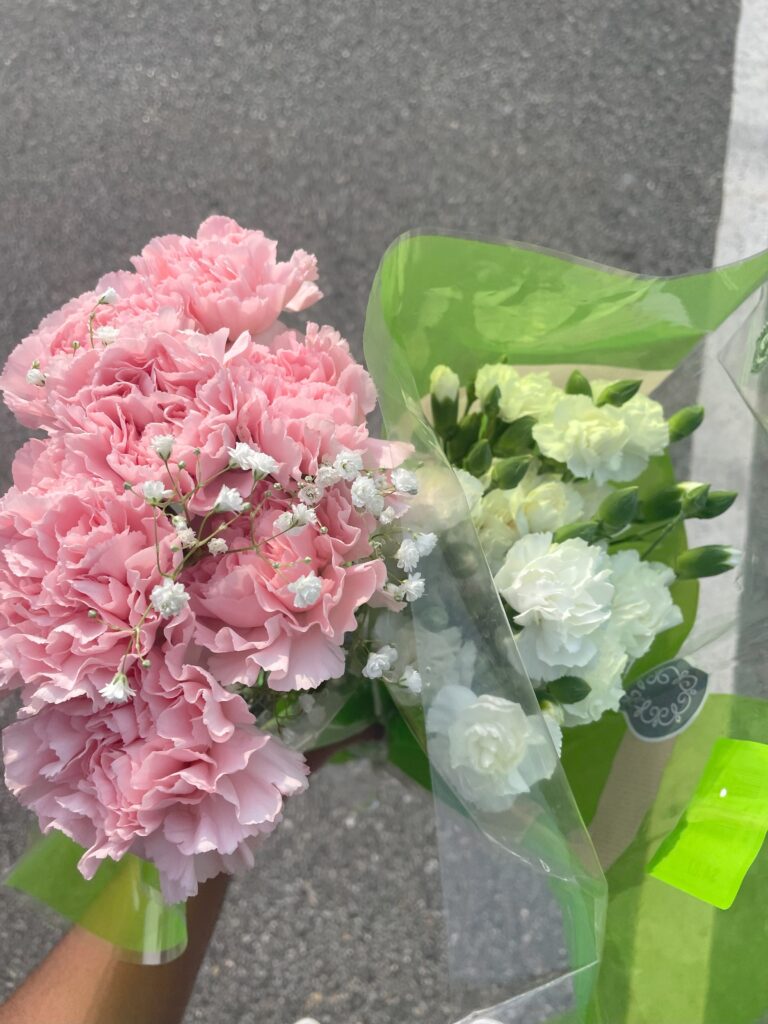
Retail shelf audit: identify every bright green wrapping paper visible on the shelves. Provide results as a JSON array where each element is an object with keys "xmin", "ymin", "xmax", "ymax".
[{"xmin": 363, "ymin": 231, "xmax": 768, "ymax": 1024}]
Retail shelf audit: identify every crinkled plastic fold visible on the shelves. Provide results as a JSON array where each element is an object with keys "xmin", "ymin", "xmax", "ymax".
[{"xmin": 362, "ymin": 231, "xmax": 768, "ymax": 1024}]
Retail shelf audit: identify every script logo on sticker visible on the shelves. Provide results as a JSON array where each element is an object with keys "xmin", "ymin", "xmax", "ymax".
[{"xmin": 621, "ymin": 659, "xmax": 708, "ymax": 742}]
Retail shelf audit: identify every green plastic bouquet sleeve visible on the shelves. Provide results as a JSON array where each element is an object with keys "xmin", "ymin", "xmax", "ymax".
[
  {"xmin": 363, "ymin": 230, "xmax": 768, "ymax": 1024},
  {"xmin": 5, "ymin": 831, "xmax": 187, "ymax": 963}
]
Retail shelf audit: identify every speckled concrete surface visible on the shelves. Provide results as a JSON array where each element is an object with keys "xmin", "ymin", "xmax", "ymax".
[{"xmin": 0, "ymin": 1, "xmax": 739, "ymax": 1021}]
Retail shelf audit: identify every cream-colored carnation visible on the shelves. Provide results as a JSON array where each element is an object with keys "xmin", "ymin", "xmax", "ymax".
[
  {"xmin": 607, "ymin": 548, "xmax": 683, "ymax": 658},
  {"xmin": 592, "ymin": 379, "xmax": 668, "ymax": 473},
  {"xmin": 533, "ymin": 395, "xmax": 632, "ymax": 483},
  {"xmin": 561, "ymin": 638, "xmax": 629, "ymax": 726},
  {"xmin": 494, "ymin": 532, "xmax": 614, "ymax": 681},
  {"xmin": 426, "ymin": 685, "xmax": 557, "ymax": 810}
]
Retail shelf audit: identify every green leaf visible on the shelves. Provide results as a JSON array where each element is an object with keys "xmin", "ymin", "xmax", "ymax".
[
  {"xmin": 546, "ymin": 676, "xmax": 592, "ymax": 704},
  {"xmin": 553, "ymin": 520, "xmax": 602, "ymax": 543},
  {"xmin": 463, "ymin": 439, "xmax": 493, "ymax": 477},
  {"xmin": 492, "ymin": 415, "xmax": 536, "ymax": 457},
  {"xmin": 565, "ymin": 369, "xmax": 593, "ymax": 397},
  {"xmin": 598, "ymin": 486, "xmax": 640, "ymax": 533},
  {"xmin": 491, "ymin": 454, "xmax": 533, "ymax": 489},
  {"xmin": 595, "ymin": 379, "xmax": 642, "ymax": 407}
]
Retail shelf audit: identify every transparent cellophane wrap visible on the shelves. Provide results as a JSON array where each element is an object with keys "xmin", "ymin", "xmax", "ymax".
[{"xmin": 362, "ymin": 231, "xmax": 768, "ymax": 1024}]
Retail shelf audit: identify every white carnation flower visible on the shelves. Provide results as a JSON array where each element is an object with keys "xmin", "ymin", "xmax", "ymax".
[
  {"xmin": 362, "ymin": 645, "xmax": 398, "ymax": 680},
  {"xmin": 607, "ymin": 549, "xmax": 683, "ymax": 658},
  {"xmin": 533, "ymin": 395, "xmax": 632, "ymax": 483},
  {"xmin": 391, "ymin": 467, "xmax": 419, "ymax": 495},
  {"xmin": 592, "ymin": 380, "xmax": 669, "ymax": 469},
  {"xmin": 494, "ymin": 532, "xmax": 614, "ymax": 682},
  {"xmin": 561, "ymin": 639, "xmax": 629, "ymax": 726},
  {"xmin": 429, "ymin": 365, "xmax": 460, "ymax": 403},
  {"xmin": 426, "ymin": 686, "xmax": 557, "ymax": 811},
  {"xmin": 287, "ymin": 572, "xmax": 323, "ymax": 609},
  {"xmin": 351, "ymin": 476, "xmax": 385, "ymax": 516},
  {"xmin": 150, "ymin": 434, "xmax": 175, "ymax": 460},
  {"xmin": 228, "ymin": 442, "xmax": 280, "ymax": 476},
  {"xmin": 475, "ymin": 363, "xmax": 519, "ymax": 404},
  {"xmin": 498, "ymin": 371, "xmax": 562, "ymax": 422},
  {"xmin": 214, "ymin": 485, "xmax": 247, "ymax": 514},
  {"xmin": 150, "ymin": 578, "xmax": 190, "ymax": 618},
  {"xmin": 455, "ymin": 467, "xmax": 484, "ymax": 515},
  {"xmin": 142, "ymin": 480, "xmax": 172, "ymax": 504}
]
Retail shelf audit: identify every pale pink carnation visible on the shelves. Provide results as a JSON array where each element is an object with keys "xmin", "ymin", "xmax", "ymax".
[
  {"xmin": 3, "ymin": 663, "xmax": 308, "ymax": 902},
  {"xmin": 0, "ymin": 479, "xmax": 180, "ymax": 709},
  {"xmin": 131, "ymin": 215, "xmax": 322, "ymax": 339}
]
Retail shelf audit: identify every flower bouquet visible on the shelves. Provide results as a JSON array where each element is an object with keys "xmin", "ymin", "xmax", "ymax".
[
  {"xmin": 0, "ymin": 219, "xmax": 604, "ymax": 1024},
  {"xmin": 363, "ymin": 231, "xmax": 768, "ymax": 1024}
]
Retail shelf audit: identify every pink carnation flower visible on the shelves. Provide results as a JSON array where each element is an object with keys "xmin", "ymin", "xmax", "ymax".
[
  {"xmin": 3, "ymin": 663, "xmax": 308, "ymax": 902},
  {"xmin": 131, "ymin": 215, "xmax": 322, "ymax": 339},
  {"xmin": 0, "ymin": 479, "xmax": 179, "ymax": 709}
]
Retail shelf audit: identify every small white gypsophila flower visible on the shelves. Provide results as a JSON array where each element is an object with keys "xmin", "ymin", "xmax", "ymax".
[
  {"xmin": 362, "ymin": 645, "xmax": 398, "ymax": 680},
  {"xmin": 207, "ymin": 537, "xmax": 228, "ymax": 555},
  {"xmin": 171, "ymin": 514, "xmax": 188, "ymax": 531},
  {"xmin": 298, "ymin": 481, "xmax": 323, "ymax": 505},
  {"xmin": 151, "ymin": 434, "xmax": 175, "ymax": 460},
  {"xmin": 351, "ymin": 476, "xmax": 385, "ymax": 516},
  {"xmin": 175, "ymin": 527, "xmax": 197, "ymax": 548},
  {"xmin": 378, "ymin": 505, "xmax": 397, "ymax": 525},
  {"xmin": 400, "ymin": 666, "xmax": 423, "ymax": 695},
  {"xmin": 315, "ymin": 464, "xmax": 342, "ymax": 489},
  {"xmin": 275, "ymin": 502, "xmax": 318, "ymax": 534},
  {"xmin": 391, "ymin": 467, "xmax": 419, "ymax": 495},
  {"xmin": 142, "ymin": 480, "xmax": 173, "ymax": 504},
  {"xmin": 399, "ymin": 572, "xmax": 426, "ymax": 602},
  {"xmin": 94, "ymin": 325, "xmax": 119, "ymax": 345},
  {"xmin": 287, "ymin": 572, "xmax": 323, "ymax": 609},
  {"xmin": 215, "ymin": 485, "xmax": 247, "ymax": 514},
  {"xmin": 26, "ymin": 366, "xmax": 46, "ymax": 387},
  {"xmin": 333, "ymin": 449, "xmax": 364, "ymax": 481},
  {"xmin": 150, "ymin": 577, "xmax": 190, "ymax": 618},
  {"xmin": 98, "ymin": 286, "xmax": 119, "ymax": 305},
  {"xmin": 228, "ymin": 442, "xmax": 280, "ymax": 476},
  {"xmin": 100, "ymin": 671, "xmax": 135, "ymax": 703},
  {"xmin": 397, "ymin": 532, "xmax": 437, "ymax": 572}
]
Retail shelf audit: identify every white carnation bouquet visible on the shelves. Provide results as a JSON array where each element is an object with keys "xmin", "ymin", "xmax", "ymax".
[{"xmin": 426, "ymin": 362, "xmax": 738, "ymax": 731}]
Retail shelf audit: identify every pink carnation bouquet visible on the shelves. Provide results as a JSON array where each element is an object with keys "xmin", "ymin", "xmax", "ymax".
[{"xmin": 0, "ymin": 217, "xmax": 425, "ymax": 905}]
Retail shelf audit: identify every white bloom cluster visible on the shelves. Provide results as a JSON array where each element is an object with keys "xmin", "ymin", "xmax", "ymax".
[
  {"xmin": 143, "ymin": 480, "xmax": 172, "ymax": 504},
  {"xmin": 100, "ymin": 671, "xmax": 135, "ymax": 703},
  {"xmin": 150, "ymin": 578, "xmax": 190, "ymax": 618},
  {"xmin": 426, "ymin": 685, "xmax": 558, "ymax": 811},
  {"xmin": 396, "ymin": 532, "xmax": 437, "ymax": 572},
  {"xmin": 275, "ymin": 503, "xmax": 318, "ymax": 534},
  {"xmin": 215, "ymin": 485, "xmax": 248, "ymax": 513},
  {"xmin": 228, "ymin": 442, "xmax": 280, "ymax": 476},
  {"xmin": 494, "ymin": 532, "xmax": 683, "ymax": 722},
  {"xmin": 362, "ymin": 644, "xmax": 398, "ymax": 680},
  {"xmin": 287, "ymin": 572, "xmax": 323, "ymax": 609}
]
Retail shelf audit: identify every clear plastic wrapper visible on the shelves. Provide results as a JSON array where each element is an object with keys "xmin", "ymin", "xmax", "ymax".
[{"xmin": 362, "ymin": 231, "xmax": 768, "ymax": 1024}]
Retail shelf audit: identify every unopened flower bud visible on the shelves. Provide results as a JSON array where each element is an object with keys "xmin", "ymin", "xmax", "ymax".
[
  {"xmin": 491, "ymin": 454, "xmax": 532, "ymax": 490},
  {"xmin": 668, "ymin": 404, "xmax": 704, "ymax": 442},
  {"xmin": 98, "ymin": 286, "xmax": 119, "ymax": 305},
  {"xmin": 598, "ymin": 486, "xmax": 640, "ymax": 532},
  {"xmin": 565, "ymin": 369, "xmax": 592, "ymax": 398},
  {"xmin": 675, "ymin": 544, "xmax": 741, "ymax": 580},
  {"xmin": 463, "ymin": 439, "xmax": 493, "ymax": 478},
  {"xmin": 552, "ymin": 520, "xmax": 602, "ymax": 544},
  {"xmin": 595, "ymin": 379, "xmax": 642, "ymax": 408},
  {"xmin": 429, "ymin": 364, "xmax": 460, "ymax": 403}
]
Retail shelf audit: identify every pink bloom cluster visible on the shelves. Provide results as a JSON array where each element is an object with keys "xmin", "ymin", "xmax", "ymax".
[{"xmin": 0, "ymin": 218, "xmax": 408, "ymax": 901}]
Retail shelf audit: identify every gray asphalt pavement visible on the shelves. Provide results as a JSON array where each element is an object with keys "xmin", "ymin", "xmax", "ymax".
[{"xmin": 0, "ymin": 1, "xmax": 741, "ymax": 1021}]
